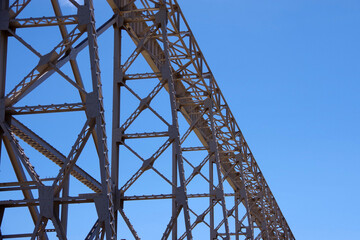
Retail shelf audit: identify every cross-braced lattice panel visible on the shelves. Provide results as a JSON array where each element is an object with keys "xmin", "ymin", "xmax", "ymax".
[
  {"xmin": 111, "ymin": 0, "xmax": 294, "ymax": 239},
  {"xmin": 0, "ymin": 0, "xmax": 116, "ymax": 239}
]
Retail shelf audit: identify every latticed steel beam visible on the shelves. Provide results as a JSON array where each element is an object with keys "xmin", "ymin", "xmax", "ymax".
[
  {"xmin": 7, "ymin": 103, "xmax": 85, "ymax": 115},
  {"xmin": 10, "ymin": 15, "xmax": 78, "ymax": 28},
  {"xmin": 0, "ymin": 0, "xmax": 294, "ymax": 239}
]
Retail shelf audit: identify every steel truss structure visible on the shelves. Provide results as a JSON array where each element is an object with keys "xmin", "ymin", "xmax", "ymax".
[{"xmin": 0, "ymin": 0, "xmax": 294, "ymax": 239}]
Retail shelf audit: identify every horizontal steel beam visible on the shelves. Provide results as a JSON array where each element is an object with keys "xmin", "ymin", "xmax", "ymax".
[
  {"xmin": 122, "ymin": 193, "xmax": 236, "ymax": 201},
  {"xmin": 7, "ymin": 103, "xmax": 85, "ymax": 115}
]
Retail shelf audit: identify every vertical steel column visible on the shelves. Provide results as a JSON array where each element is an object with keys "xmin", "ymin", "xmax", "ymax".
[
  {"xmin": 172, "ymin": 137, "xmax": 178, "ymax": 240},
  {"xmin": 235, "ymin": 194, "xmax": 240, "ymax": 240},
  {"xmin": 158, "ymin": 2, "xmax": 192, "ymax": 239},
  {"xmin": 0, "ymin": 0, "xmax": 9, "ymax": 158},
  {"xmin": 60, "ymin": 178, "xmax": 69, "ymax": 236},
  {"xmin": 238, "ymin": 154, "xmax": 255, "ymax": 240},
  {"xmin": 86, "ymin": 0, "xmax": 116, "ymax": 238},
  {"xmin": 259, "ymin": 187, "xmax": 270, "ymax": 239},
  {"xmin": 0, "ymin": 0, "xmax": 8, "ymax": 94},
  {"xmin": 209, "ymin": 154, "xmax": 215, "ymax": 239},
  {"xmin": 208, "ymin": 77, "xmax": 230, "ymax": 240},
  {"xmin": 111, "ymin": 0, "xmax": 122, "ymax": 235}
]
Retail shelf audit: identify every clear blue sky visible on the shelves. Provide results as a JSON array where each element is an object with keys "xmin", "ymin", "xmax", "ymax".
[
  {"xmin": 180, "ymin": 1, "xmax": 360, "ymax": 239},
  {"xmin": 1, "ymin": 0, "xmax": 359, "ymax": 239}
]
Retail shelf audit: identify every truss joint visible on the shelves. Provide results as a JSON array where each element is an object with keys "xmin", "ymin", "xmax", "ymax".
[
  {"xmin": 195, "ymin": 213, "xmax": 205, "ymax": 224},
  {"xmin": 140, "ymin": 157, "xmax": 155, "ymax": 171},
  {"xmin": 86, "ymin": 92, "xmax": 100, "ymax": 118},
  {"xmin": 39, "ymin": 186, "xmax": 55, "ymax": 219},
  {"xmin": 0, "ymin": 9, "xmax": 10, "ymax": 31},
  {"xmin": 113, "ymin": 127, "xmax": 125, "ymax": 144},
  {"xmin": 154, "ymin": 6, "xmax": 168, "ymax": 26},
  {"xmin": 139, "ymin": 96, "xmax": 151, "ymax": 111},
  {"xmin": 175, "ymin": 186, "xmax": 187, "ymax": 206},
  {"xmin": 115, "ymin": 68, "xmax": 125, "ymax": 86},
  {"xmin": 77, "ymin": 5, "xmax": 91, "ymax": 31},
  {"xmin": 204, "ymin": 97, "xmax": 213, "ymax": 110},
  {"xmin": 37, "ymin": 51, "xmax": 59, "ymax": 73},
  {"xmin": 192, "ymin": 165, "xmax": 202, "ymax": 176},
  {"xmin": 168, "ymin": 125, "xmax": 178, "ymax": 141},
  {"xmin": 211, "ymin": 187, "xmax": 224, "ymax": 202},
  {"xmin": 0, "ymin": 98, "xmax": 5, "ymax": 123},
  {"xmin": 94, "ymin": 194, "xmax": 109, "ymax": 222},
  {"xmin": 115, "ymin": 14, "xmax": 124, "ymax": 29}
]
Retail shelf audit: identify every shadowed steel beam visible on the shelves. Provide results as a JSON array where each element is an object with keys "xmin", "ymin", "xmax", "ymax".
[
  {"xmin": 10, "ymin": 117, "xmax": 102, "ymax": 192},
  {"xmin": 0, "ymin": 0, "xmax": 9, "ymax": 172},
  {"xmin": 111, "ymin": 0, "xmax": 122, "ymax": 234}
]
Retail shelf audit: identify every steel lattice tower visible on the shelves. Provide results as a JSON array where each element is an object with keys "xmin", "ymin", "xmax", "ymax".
[{"xmin": 0, "ymin": 0, "xmax": 294, "ymax": 239}]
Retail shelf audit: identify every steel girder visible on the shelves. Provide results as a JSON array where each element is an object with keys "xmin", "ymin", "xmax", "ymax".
[{"xmin": 0, "ymin": 0, "xmax": 294, "ymax": 239}]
